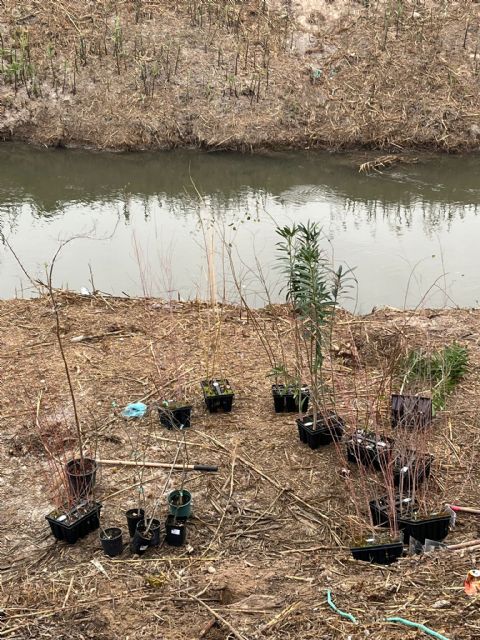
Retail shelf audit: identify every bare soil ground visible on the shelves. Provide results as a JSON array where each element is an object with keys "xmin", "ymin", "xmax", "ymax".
[
  {"xmin": 1, "ymin": 292, "xmax": 480, "ymax": 638},
  {"xmin": 2, "ymin": 1, "xmax": 480, "ymax": 152}
]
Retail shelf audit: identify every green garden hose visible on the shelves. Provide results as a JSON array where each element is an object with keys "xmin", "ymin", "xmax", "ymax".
[
  {"xmin": 326, "ymin": 590, "xmax": 358, "ymax": 624},
  {"xmin": 386, "ymin": 616, "xmax": 450, "ymax": 640},
  {"xmin": 326, "ymin": 591, "xmax": 450, "ymax": 640}
]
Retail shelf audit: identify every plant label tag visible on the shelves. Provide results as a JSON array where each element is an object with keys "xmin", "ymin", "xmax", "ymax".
[{"xmin": 172, "ymin": 528, "xmax": 181, "ymax": 535}]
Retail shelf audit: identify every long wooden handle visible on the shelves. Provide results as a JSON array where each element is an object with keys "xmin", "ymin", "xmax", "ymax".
[{"xmin": 98, "ymin": 458, "xmax": 218, "ymax": 472}]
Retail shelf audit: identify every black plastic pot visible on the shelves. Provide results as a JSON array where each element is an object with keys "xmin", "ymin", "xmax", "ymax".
[
  {"xmin": 65, "ymin": 457, "xmax": 98, "ymax": 499},
  {"xmin": 393, "ymin": 452, "xmax": 434, "ymax": 490},
  {"xmin": 46, "ymin": 501, "xmax": 102, "ymax": 544},
  {"xmin": 100, "ymin": 527, "xmax": 124, "ymax": 557},
  {"xmin": 351, "ymin": 538, "xmax": 404, "ymax": 565},
  {"xmin": 399, "ymin": 512, "xmax": 450, "ymax": 545},
  {"xmin": 201, "ymin": 379, "xmax": 234, "ymax": 413},
  {"xmin": 130, "ymin": 525, "xmax": 153, "ymax": 555},
  {"xmin": 272, "ymin": 384, "xmax": 310, "ymax": 413},
  {"xmin": 346, "ymin": 430, "xmax": 395, "ymax": 470},
  {"xmin": 165, "ymin": 515, "xmax": 187, "ymax": 546},
  {"xmin": 126, "ymin": 508, "xmax": 145, "ymax": 538},
  {"xmin": 296, "ymin": 412, "xmax": 345, "ymax": 449},
  {"xmin": 158, "ymin": 405, "xmax": 192, "ymax": 430},
  {"xmin": 391, "ymin": 394, "xmax": 432, "ymax": 429},
  {"xmin": 135, "ymin": 518, "xmax": 162, "ymax": 547},
  {"xmin": 369, "ymin": 495, "xmax": 418, "ymax": 528}
]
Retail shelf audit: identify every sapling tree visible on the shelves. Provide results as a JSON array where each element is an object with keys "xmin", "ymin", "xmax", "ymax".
[{"xmin": 276, "ymin": 222, "xmax": 352, "ymax": 427}]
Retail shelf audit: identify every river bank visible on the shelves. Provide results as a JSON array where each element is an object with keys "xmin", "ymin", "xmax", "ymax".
[
  {"xmin": 0, "ymin": 292, "xmax": 479, "ymax": 638},
  {"xmin": 2, "ymin": 1, "xmax": 480, "ymax": 152}
]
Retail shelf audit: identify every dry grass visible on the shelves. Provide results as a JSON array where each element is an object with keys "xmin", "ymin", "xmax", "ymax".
[
  {"xmin": 1, "ymin": 1, "xmax": 480, "ymax": 151},
  {"xmin": 0, "ymin": 292, "xmax": 480, "ymax": 638}
]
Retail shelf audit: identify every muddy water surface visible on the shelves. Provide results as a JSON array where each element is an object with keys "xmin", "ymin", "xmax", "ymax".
[{"xmin": 1, "ymin": 145, "xmax": 479, "ymax": 312}]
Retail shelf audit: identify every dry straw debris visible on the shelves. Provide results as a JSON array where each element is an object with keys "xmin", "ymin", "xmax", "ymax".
[
  {"xmin": 1, "ymin": 1, "xmax": 480, "ymax": 151},
  {"xmin": 0, "ymin": 292, "xmax": 480, "ymax": 638}
]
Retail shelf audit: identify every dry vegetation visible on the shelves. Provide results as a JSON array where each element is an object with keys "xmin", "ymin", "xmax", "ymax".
[
  {"xmin": 1, "ymin": 1, "xmax": 480, "ymax": 151},
  {"xmin": 1, "ymin": 292, "xmax": 480, "ymax": 638}
]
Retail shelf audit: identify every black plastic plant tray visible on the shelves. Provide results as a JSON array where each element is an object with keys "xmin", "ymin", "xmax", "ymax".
[
  {"xmin": 369, "ymin": 495, "xmax": 417, "ymax": 528},
  {"xmin": 346, "ymin": 430, "xmax": 395, "ymax": 469},
  {"xmin": 272, "ymin": 384, "xmax": 310, "ymax": 413},
  {"xmin": 391, "ymin": 394, "xmax": 432, "ymax": 429},
  {"xmin": 46, "ymin": 502, "xmax": 102, "ymax": 544},
  {"xmin": 398, "ymin": 512, "xmax": 450, "ymax": 545},
  {"xmin": 393, "ymin": 452, "xmax": 434, "ymax": 490},
  {"xmin": 351, "ymin": 539, "xmax": 403, "ymax": 565},
  {"xmin": 158, "ymin": 405, "xmax": 192, "ymax": 430},
  {"xmin": 296, "ymin": 413, "xmax": 345, "ymax": 449},
  {"xmin": 201, "ymin": 379, "xmax": 234, "ymax": 413}
]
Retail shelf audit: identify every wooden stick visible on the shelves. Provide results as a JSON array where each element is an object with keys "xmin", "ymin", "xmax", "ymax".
[
  {"xmin": 98, "ymin": 458, "xmax": 218, "ymax": 472},
  {"xmin": 448, "ymin": 505, "xmax": 480, "ymax": 515}
]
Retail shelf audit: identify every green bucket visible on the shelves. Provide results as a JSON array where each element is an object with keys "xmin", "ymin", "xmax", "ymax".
[{"xmin": 168, "ymin": 489, "xmax": 192, "ymax": 518}]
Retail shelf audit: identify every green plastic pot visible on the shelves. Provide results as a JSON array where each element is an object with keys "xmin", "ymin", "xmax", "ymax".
[{"xmin": 168, "ymin": 489, "xmax": 192, "ymax": 518}]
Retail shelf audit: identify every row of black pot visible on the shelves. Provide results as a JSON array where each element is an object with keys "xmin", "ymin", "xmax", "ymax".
[
  {"xmin": 100, "ymin": 510, "xmax": 189, "ymax": 557},
  {"xmin": 161, "ymin": 383, "xmax": 432, "ymax": 431},
  {"xmin": 47, "ymin": 486, "xmax": 192, "ymax": 547}
]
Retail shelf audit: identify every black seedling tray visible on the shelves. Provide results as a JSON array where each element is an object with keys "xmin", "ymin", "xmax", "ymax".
[
  {"xmin": 391, "ymin": 394, "xmax": 432, "ymax": 429},
  {"xmin": 272, "ymin": 384, "xmax": 309, "ymax": 413},
  {"xmin": 46, "ymin": 502, "xmax": 102, "ymax": 544},
  {"xmin": 296, "ymin": 413, "xmax": 345, "ymax": 449},
  {"xmin": 346, "ymin": 430, "xmax": 395, "ymax": 469},
  {"xmin": 351, "ymin": 539, "xmax": 403, "ymax": 565},
  {"xmin": 201, "ymin": 379, "xmax": 234, "ymax": 413}
]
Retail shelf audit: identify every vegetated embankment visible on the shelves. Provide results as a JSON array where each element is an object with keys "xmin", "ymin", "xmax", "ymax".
[{"xmin": 2, "ymin": 1, "xmax": 480, "ymax": 152}]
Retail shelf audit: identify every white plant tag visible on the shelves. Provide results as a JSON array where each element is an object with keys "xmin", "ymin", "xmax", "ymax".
[{"xmin": 172, "ymin": 528, "xmax": 181, "ymax": 535}]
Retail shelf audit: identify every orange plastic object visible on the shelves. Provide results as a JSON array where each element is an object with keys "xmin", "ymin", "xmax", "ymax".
[{"xmin": 464, "ymin": 569, "xmax": 480, "ymax": 595}]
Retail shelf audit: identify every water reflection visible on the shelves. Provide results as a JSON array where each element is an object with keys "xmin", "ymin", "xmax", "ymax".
[{"xmin": 1, "ymin": 144, "xmax": 480, "ymax": 311}]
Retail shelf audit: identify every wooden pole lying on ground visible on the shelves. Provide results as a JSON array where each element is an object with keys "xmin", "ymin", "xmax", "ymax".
[
  {"xmin": 447, "ymin": 505, "xmax": 480, "ymax": 515},
  {"xmin": 98, "ymin": 458, "xmax": 218, "ymax": 472}
]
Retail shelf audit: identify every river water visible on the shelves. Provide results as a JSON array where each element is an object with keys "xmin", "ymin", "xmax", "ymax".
[{"xmin": 1, "ymin": 144, "xmax": 479, "ymax": 313}]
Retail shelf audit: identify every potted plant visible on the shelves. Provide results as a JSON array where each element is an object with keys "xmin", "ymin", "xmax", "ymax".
[
  {"xmin": 201, "ymin": 378, "xmax": 234, "ymax": 413},
  {"xmin": 99, "ymin": 527, "xmax": 124, "ymax": 557},
  {"xmin": 346, "ymin": 429, "xmax": 395, "ymax": 470},
  {"xmin": 165, "ymin": 514, "xmax": 188, "ymax": 546},
  {"xmin": 158, "ymin": 399, "xmax": 193, "ymax": 430},
  {"xmin": 276, "ymin": 222, "xmax": 352, "ymax": 448},
  {"xmin": 45, "ymin": 248, "xmax": 98, "ymax": 502},
  {"xmin": 269, "ymin": 365, "xmax": 310, "ymax": 414},
  {"xmin": 392, "ymin": 343, "xmax": 468, "ymax": 428},
  {"xmin": 350, "ymin": 531, "xmax": 404, "ymax": 565},
  {"xmin": 151, "ymin": 341, "xmax": 194, "ymax": 429}
]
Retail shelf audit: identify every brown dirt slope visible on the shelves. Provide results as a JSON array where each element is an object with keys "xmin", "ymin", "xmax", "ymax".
[
  {"xmin": 1, "ymin": 1, "xmax": 480, "ymax": 152},
  {"xmin": 1, "ymin": 293, "xmax": 480, "ymax": 638}
]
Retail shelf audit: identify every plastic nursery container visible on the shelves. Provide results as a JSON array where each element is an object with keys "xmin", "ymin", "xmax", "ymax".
[
  {"xmin": 46, "ymin": 501, "xmax": 102, "ymax": 544},
  {"xmin": 125, "ymin": 507, "xmax": 145, "ymax": 538},
  {"xmin": 100, "ymin": 527, "xmax": 124, "ymax": 557},
  {"xmin": 158, "ymin": 404, "xmax": 192, "ymax": 430},
  {"xmin": 346, "ymin": 430, "xmax": 395, "ymax": 469},
  {"xmin": 296, "ymin": 412, "xmax": 345, "ymax": 449},
  {"xmin": 168, "ymin": 489, "xmax": 192, "ymax": 518},
  {"xmin": 391, "ymin": 394, "xmax": 432, "ymax": 429},
  {"xmin": 201, "ymin": 379, "xmax": 234, "ymax": 413},
  {"xmin": 165, "ymin": 515, "xmax": 188, "ymax": 546},
  {"xmin": 369, "ymin": 495, "xmax": 417, "ymax": 528},
  {"xmin": 130, "ymin": 525, "xmax": 153, "ymax": 555},
  {"xmin": 136, "ymin": 518, "xmax": 162, "ymax": 546},
  {"xmin": 272, "ymin": 384, "xmax": 310, "ymax": 413},
  {"xmin": 65, "ymin": 457, "xmax": 98, "ymax": 499},
  {"xmin": 393, "ymin": 452, "xmax": 434, "ymax": 490},
  {"xmin": 398, "ymin": 512, "xmax": 451, "ymax": 545},
  {"xmin": 351, "ymin": 536, "xmax": 404, "ymax": 565}
]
